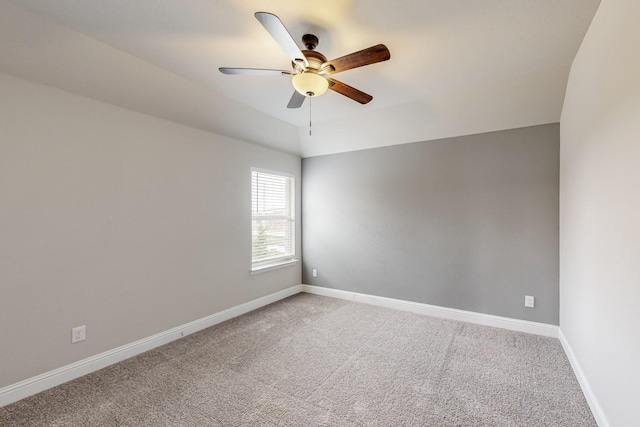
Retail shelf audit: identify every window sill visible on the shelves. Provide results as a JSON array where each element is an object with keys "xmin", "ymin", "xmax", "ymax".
[{"xmin": 250, "ymin": 259, "xmax": 299, "ymax": 275}]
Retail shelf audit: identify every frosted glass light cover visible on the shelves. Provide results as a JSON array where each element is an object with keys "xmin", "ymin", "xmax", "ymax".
[{"xmin": 292, "ymin": 72, "xmax": 329, "ymax": 97}]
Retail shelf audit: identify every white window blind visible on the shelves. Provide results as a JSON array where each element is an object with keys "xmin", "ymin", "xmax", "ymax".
[{"xmin": 251, "ymin": 169, "xmax": 295, "ymax": 270}]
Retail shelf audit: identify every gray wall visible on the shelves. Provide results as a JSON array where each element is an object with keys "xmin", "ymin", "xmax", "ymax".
[
  {"xmin": 302, "ymin": 124, "xmax": 559, "ymax": 324},
  {"xmin": 0, "ymin": 73, "xmax": 301, "ymax": 388}
]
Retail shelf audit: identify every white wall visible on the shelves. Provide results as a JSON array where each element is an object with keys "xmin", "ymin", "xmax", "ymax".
[
  {"xmin": 560, "ymin": 0, "xmax": 640, "ymax": 426},
  {"xmin": 0, "ymin": 72, "xmax": 301, "ymax": 389}
]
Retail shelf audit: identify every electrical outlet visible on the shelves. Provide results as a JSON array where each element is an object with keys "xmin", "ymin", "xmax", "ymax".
[
  {"xmin": 524, "ymin": 296, "xmax": 535, "ymax": 308},
  {"xmin": 312, "ymin": 268, "xmax": 318, "ymax": 278},
  {"xmin": 72, "ymin": 325, "xmax": 86, "ymax": 343}
]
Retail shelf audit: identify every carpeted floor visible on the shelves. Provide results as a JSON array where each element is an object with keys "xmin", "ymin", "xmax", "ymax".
[{"xmin": 0, "ymin": 293, "xmax": 595, "ymax": 426}]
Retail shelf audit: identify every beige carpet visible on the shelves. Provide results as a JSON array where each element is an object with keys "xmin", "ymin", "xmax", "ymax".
[{"xmin": 0, "ymin": 293, "xmax": 595, "ymax": 426}]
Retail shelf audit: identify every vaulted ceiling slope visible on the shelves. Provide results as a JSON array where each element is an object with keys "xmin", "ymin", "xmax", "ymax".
[{"xmin": 1, "ymin": 0, "xmax": 599, "ymax": 157}]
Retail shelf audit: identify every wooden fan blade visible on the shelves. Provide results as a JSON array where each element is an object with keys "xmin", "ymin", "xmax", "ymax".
[
  {"xmin": 327, "ymin": 78, "xmax": 373, "ymax": 104},
  {"xmin": 323, "ymin": 44, "xmax": 390, "ymax": 74},
  {"xmin": 287, "ymin": 91, "xmax": 306, "ymax": 109},
  {"xmin": 254, "ymin": 12, "xmax": 308, "ymax": 68},
  {"xmin": 219, "ymin": 67, "xmax": 291, "ymax": 76}
]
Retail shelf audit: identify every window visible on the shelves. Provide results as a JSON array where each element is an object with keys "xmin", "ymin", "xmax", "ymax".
[{"xmin": 251, "ymin": 169, "xmax": 296, "ymax": 272}]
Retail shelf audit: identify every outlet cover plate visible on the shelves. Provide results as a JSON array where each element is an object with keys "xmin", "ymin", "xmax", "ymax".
[
  {"xmin": 524, "ymin": 296, "xmax": 535, "ymax": 308},
  {"xmin": 72, "ymin": 325, "xmax": 86, "ymax": 343}
]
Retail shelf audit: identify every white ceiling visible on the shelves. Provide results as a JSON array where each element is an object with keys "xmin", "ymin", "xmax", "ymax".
[{"xmin": 1, "ymin": 0, "xmax": 599, "ymax": 157}]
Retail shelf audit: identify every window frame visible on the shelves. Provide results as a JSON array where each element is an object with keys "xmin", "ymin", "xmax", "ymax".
[{"xmin": 250, "ymin": 167, "xmax": 297, "ymax": 274}]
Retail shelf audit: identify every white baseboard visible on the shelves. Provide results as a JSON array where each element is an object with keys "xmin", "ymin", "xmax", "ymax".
[
  {"xmin": 301, "ymin": 285, "xmax": 558, "ymax": 338},
  {"xmin": 0, "ymin": 285, "xmax": 302, "ymax": 408},
  {"xmin": 558, "ymin": 330, "xmax": 610, "ymax": 427}
]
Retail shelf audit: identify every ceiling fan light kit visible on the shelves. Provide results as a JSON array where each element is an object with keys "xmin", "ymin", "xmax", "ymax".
[
  {"xmin": 220, "ymin": 12, "xmax": 390, "ymax": 108},
  {"xmin": 292, "ymin": 72, "xmax": 329, "ymax": 97}
]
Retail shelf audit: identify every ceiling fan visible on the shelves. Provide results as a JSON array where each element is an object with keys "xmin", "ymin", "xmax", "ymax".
[{"xmin": 219, "ymin": 12, "xmax": 390, "ymax": 109}]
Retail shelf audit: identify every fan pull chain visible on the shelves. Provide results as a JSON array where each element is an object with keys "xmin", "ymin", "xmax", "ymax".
[{"xmin": 309, "ymin": 96, "xmax": 312, "ymax": 136}]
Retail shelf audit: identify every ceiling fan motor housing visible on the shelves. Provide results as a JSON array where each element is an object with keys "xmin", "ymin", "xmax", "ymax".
[{"xmin": 292, "ymin": 49, "xmax": 330, "ymax": 74}]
